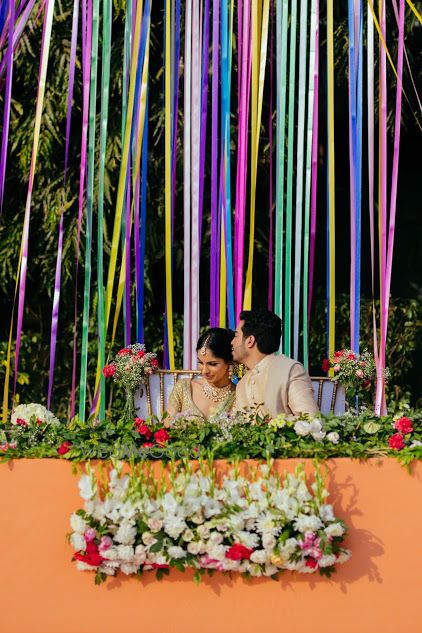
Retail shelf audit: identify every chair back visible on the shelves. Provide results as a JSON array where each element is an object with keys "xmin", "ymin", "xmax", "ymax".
[{"xmin": 134, "ymin": 370, "xmax": 345, "ymax": 419}]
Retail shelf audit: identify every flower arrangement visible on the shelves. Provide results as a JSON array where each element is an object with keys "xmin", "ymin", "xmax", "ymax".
[
  {"xmin": 322, "ymin": 349, "xmax": 389, "ymax": 409},
  {"xmin": 102, "ymin": 344, "xmax": 159, "ymax": 421},
  {"xmin": 0, "ymin": 403, "xmax": 62, "ymax": 453},
  {"xmin": 69, "ymin": 461, "xmax": 351, "ymax": 583}
]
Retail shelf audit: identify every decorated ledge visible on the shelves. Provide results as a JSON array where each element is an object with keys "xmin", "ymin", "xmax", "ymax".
[{"xmin": 70, "ymin": 460, "xmax": 351, "ymax": 583}]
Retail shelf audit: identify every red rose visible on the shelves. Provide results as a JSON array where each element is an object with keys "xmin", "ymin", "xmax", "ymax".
[
  {"xmin": 322, "ymin": 359, "xmax": 331, "ymax": 373},
  {"xmin": 74, "ymin": 541, "xmax": 105, "ymax": 567},
  {"xmin": 151, "ymin": 359, "xmax": 159, "ymax": 368},
  {"xmin": 102, "ymin": 364, "xmax": 116, "ymax": 378},
  {"xmin": 117, "ymin": 348, "xmax": 131, "ymax": 356},
  {"xmin": 57, "ymin": 441, "xmax": 72, "ymax": 455},
  {"xmin": 334, "ymin": 350, "xmax": 345, "ymax": 358},
  {"xmin": 226, "ymin": 543, "xmax": 254, "ymax": 561},
  {"xmin": 306, "ymin": 558, "xmax": 318, "ymax": 569},
  {"xmin": 16, "ymin": 418, "xmax": 27, "ymax": 426},
  {"xmin": 394, "ymin": 417, "xmax": 413, "ymax": 435},
  {"xmin": 142, "ymin": 442, "xmax": 154, "ymax": 448},
  {"xmin": 136, "ymin": 351, "xmax": 145, "ymax": 358},
  {"xmin": 347, "ymin": 353, "xmax": 356, "ymax": 360},
  {"xmin": 136, "ymin": 424, "xmax": 152, "ymax": 439},
  {"xmin": 154, "ymin": 429, "xmax": 170, "ymax": 445},
  {"xmin": 388, "ymin": 433, "xmax": 405, "ymax": 451}
]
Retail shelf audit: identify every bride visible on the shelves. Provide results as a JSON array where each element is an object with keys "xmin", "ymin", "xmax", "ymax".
[{"xmin": 166, "ymin": 328, "xmax": 236, "ymax": 420}]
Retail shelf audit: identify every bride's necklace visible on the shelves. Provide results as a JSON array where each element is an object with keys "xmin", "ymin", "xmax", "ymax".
[{"xmin": 201, "ymin": 381, "xmax": 233, "ymax": 402}]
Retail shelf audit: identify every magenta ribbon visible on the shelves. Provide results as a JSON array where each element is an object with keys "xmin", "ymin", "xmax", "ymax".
[
  {"xmin": 268, "ymin": 0, "xmax": 274, "ymax": 310},
  {"xmin": 0, "ymin": 0, "xmax": 15, "ymax": 209},
  {"xmin": 210, "ymin": 0, "xmax": 220, "ymax": 326},
  {"xmin": 308, "ymin": 0, "xmax": 319, "ymax": 321}
]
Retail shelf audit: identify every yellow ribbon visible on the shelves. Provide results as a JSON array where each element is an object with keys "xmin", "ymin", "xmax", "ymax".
[
  {"xmin": 244, "ymin": 0, "xmax": 270, "ymax": 309},
  {"xmin": 405, "ymin": 0, "xmax": 422, "ymax": 25}
]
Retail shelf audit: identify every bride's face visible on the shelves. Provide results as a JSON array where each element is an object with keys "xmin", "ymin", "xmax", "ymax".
[{"xmin": 196, "ymin": 349, "xmax": 230, "ymax": 387}]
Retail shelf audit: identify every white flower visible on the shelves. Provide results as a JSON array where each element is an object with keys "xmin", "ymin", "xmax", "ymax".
[
  {"xmin": 11, "ymin": 403, "xmax": 60, "ymax": 426},
  {"xmin": 237, "ymin": 531, "xmax": 259, "ymax": 549},
  {"xmin": 262, "ymin": 533, "xmax": 276, "ymax": 550},
  {"xmin": 207, "ymin": 545, "xmax": 226, "ymax": 561},
  {"xmin": 79, "ymin": 475, "xmax": 96, "ymax": 501},
  {"xmin": 142, "ymin": 532, "xmax": 157, "ymax": 546},
  {"xmin": 164, "ymin": 517, "xmax": 187, "ymax": 539},
  {"xmin": 310, "ymin": 419, "xmax": 325, "ymax": 441},
  {"xmin": 264, "ymin": 564, "xmax": 278, "ymax": 576},
  {"xmin": 324, "ymin": 522, "xmax": 345, "ymax": 538},
  {"xmin": 197, "ymin": 525, "xmax": 210, "ymax": 539},
  {"xmin": 162, "ymin": 493, "xmax": 178, "ymax": 513},
  {"xmin": 70, "ymin": 533, "xmax": 86, "ymax": 551},
  {"xmin": 256, "ymin": 515, "xmax": 278, "ymax": 536},
  {"xmin": 147, "ymin": 518, "xmax": 163, "ymax": 532},
  {"xmin": 76, "ymin": 561, "xmax": 98, "ymax": 571},
  {"xmin": 410, "ymin": 441, "xmax": 422, "ymax": 449},
  {"xmin": 250, "ymin": 549, "xmax": 268, "ymax": 564},
  {"xmin": 134, "ymin": 545, "xmax": 147, "ymax": 565},
  {"xmin": 116, "ymin": 545, "xmax": 135, "ymax": 562},
  {"xmin": 319, "ymin": 504, "xmax": 335, "ymax": 522},
  {"xmin": 70, "ymin": 513, "xmax": 87, "ymax": 534},
  {"xmin": 187, "ymin": 541, "xmax": 202, "ymax": 555},
  {"xmin": 168, "ymin": 546, "xmax": 186, "ymax": 559},
  {"xmin": 318, "ymin": 554, "xmax": 337, "ymax": 567},
  {"xmin": 182, "ymin": 529, "xmax": 194, "ymax": 542},
  {"xmin": 208, "ymin": 532, "xmax": 224, "ymax": 545},
  {"xmin": 336, "ymin": 549, "xmax": 352, "ymax": 564},
  {"xmin": 120, "ymin": 563, "xmax": 139, "ymax": 575},
  {"xmin": 293, "ymin": 514, "xmax": 323, "ymax": 533},
  {"xmin": 294, "ymin": 420, "xmax": 312, "ymax": 436},
  {"xmin": 327, "ymin": 431, "xmax": 340, "ymax": 444},
  {"xmin": 115, "ymin": 523, "xmax": 137, "ymax": 545}
]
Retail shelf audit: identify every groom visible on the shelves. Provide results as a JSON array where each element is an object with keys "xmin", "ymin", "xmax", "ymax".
[{"xmin": 231, "ymin": 309, "xmax": 319, "ymax": 418}]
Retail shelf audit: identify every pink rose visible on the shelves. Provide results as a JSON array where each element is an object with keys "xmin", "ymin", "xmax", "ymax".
[
  {"xmin": 388, "ymin": 433, "xmax": 405, "ymax": 451},
  {"xmin": 355, "ymin": 369, "xmax": 364, "ymax": 379},
  {"xmin": 333, "ymin": 364, "xmax": 341, "ymax": 373},
  {"xmin": 99, "ymin": 536, "xmax": 113, "ymax": 551},
  {"xmin": 394, "ymin": 417, "xmax": 413, "ymax": 435}
]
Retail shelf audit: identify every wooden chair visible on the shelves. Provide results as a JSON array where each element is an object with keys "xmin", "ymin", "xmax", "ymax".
[{"xmin": 134, "ymin": 370, "xmax": 345, "ymax": 419}]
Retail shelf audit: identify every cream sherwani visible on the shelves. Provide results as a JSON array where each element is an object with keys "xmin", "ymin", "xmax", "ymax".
[{"xmin": 235, "ymin": 354, "xmax": 319, "ymax": 418}]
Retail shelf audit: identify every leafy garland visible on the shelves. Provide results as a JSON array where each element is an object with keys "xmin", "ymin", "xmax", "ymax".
[
  {"xmin": 1, "ymin": 406, "xmax": 421, "ymax": 467},
  {"xmin": 69, "ymin": 461, "xmax": 351, "ymax": 583}
]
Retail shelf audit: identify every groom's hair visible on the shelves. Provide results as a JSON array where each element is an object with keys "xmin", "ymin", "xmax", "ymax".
[{"xmin": 239, "ymin": 310, "xmax": 282, "ymax": 355}]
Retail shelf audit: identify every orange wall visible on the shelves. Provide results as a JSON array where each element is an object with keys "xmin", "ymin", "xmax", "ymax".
[{"xmin": 0, "ymin": 458, "xmax": 421, "ymax": 633}]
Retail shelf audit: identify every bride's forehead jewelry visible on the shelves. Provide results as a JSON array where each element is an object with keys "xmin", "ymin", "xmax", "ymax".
[{"xmin": 200, "ymin": 335, "xmax": 210, "ymax": 356}]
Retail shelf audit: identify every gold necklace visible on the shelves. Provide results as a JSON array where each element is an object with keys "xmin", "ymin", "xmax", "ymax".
[{"xmin": 201, "ymin": 381, "xmax": 233, "ymax": 402}]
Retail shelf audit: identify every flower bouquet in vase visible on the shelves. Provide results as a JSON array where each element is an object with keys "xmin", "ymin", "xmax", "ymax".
[
  {"xmin": 322, "ymin": 349, "xmax": 389, "ymax": 412},
  {"xmin": 102, "ymin": 344, "xmax": 159, "ymax": 422}
]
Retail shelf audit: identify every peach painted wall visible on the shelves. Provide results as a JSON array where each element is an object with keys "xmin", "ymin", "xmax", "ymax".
[{"xmin": 0, "ymin": 458, "xmax": 421, "ymax": 633}]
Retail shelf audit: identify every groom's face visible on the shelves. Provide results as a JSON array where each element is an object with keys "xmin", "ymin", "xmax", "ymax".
[{"xmin": 231, "ymin": 321, "xmax": 248, "ymax": 363}]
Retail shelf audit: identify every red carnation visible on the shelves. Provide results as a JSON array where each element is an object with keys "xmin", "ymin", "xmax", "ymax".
[
  {"xmin": 151, "ymin": 359, "xmax": 159, "ymax": 368},
  {"xmin": 226, "ymin": 543, "xmax": 254, "ymax": 561},
  {"xmin": 322, "ymin": 358, "xmax": 331, "ymax": 373},
  {"xmin": 136, "ymin": 351, "xmax": 145, "ymax": 358},
  {"xmin": 57, "ymin": 441, "xmax": 72, "ymax": 455},
  {"xmin": 102, "ymin": 364, "xmax": 116, "ymax": 378},
  {"xmin": 306, "ymin": 558, "xmax": 318, "ymax": 569},
  {"xmin": 388, "ymin": 433, "xmax": 405, "ymax": 451},
  {"xmin": 347, "ymin": 353, "xmax": 356, "ymax": 360},
  {"xmin": 74, "ymin": 541, "xmax": 105, "ymax": 567},
  {"xmin": 142, "ymin": 442, "xmax": 154, "ymax": 448},
  {"xmin": 394, "ymin": 417, "xmax": 413, "ymax": 435},
  {"xmin": 117, "ymin": 348, "xmax": 131, "ymax": 356},
  {"xmin": 154, "ymin": 429, "xmax": 170, "ymax": 445},
  {"xmin": 16, "ymin": 418, "xmax": 27, "ymax": 426}
]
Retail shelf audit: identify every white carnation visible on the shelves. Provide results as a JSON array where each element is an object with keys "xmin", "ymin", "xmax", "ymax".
[
  {"xmin": 168, "ymin": 546, "xmax": 186, "ymax": 560},
  {"xmin": 325, "ymin": 522, "xmax": 345, "ymax": 538},
  {"xmin": 207, "ymin": 545, "xmax": 226, "ymax": 561},
  {"xmin": 164, "ymin": 517, "xmax": 187, "ymax": 539},
  {"xmin": 237, "ymin": 531, "xmax": 259, "ymax": 549},
  {"xmin": 293, "ymin": 514, "xmax": 323, "ymax": 533},
  {"xmin": 262, "ymin": 533, "xmax": 276, "ymax": 550},
  {"xmin": 115, "ymin": 523, "xmax": 137, "ymax": 545},
  {"xmin": 318, "ymin": 554, "xmax": 337, "ymax": 567},
  {"xmin": 250, "ymin": 549, "xmax": 268, "ymax": 564},
  {"xmin": 120, "ymin": 563, "xmax": 139, "ymax": 575},
  {"xmin": 116, "ymin": 545, "xmax": 135, "ymax": 562},
  {"xmin": 70, "ymin": 533, "xmax": 86, "ymax": 551},
  {"xmin": 70, "ymin": 513, "xmax": 87, "ymax": 534},
  {"xmin": 336, "ymin": 549, "xmax": 352, "ymax": 564}
]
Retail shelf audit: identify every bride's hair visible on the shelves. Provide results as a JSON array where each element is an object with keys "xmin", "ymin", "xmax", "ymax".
[{"xmin": 196, "ymin": 328, "xmax": 235, "ymax": 363}]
